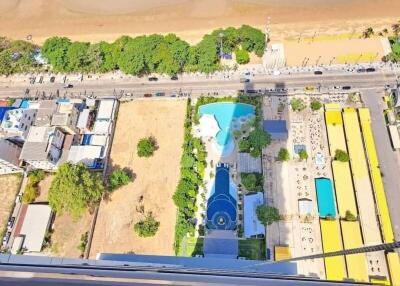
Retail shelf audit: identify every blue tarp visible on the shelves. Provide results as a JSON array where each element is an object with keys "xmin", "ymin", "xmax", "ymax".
[
  {"xmin": 315, "ymin": 178, "xmax": 337, "ymax": 217},
  {"xmin": 243, "ymin": 193, "xmax": 265, "ymax": 238},
  {"xmin": 0, "ymin": 107, "xmax": 16, "ymax": 122},
  {"xmin": 263, "ymin": 120, "xmax": 288, "ymax": 140},
  {"xmin": 82, "ymin": 134, "xmax": 92, "ymax": 145}
]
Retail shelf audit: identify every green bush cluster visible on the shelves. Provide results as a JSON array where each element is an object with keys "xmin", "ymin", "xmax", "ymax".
[
  {"xmin": 41, "ymin": 25, "xmax": 265, "ymax": 75},
  {"xmin": 235, "ymin": 48, "xmax": 250, "ymax": 64},
  {"xmin": 385, "ymin": 37, "xmax": 400, "ymax": 62},
  {"xmin": 137, "ymin": 136, "xmax": 158, "ymax": 157},
  {"xmin": 310, "ymin": 100, "xmax": 322, "ymax": 111},
  {"xmin": 134, "ymin": 213, "xmax": 160, "ymax": 237},
  {"xmin": 48, "ymin": 163, "xmax": 104, "ymax": 219},
  {"xmin": 298, "ymin": 149, "xmax": 308, "ymax": 161},
  {"xmin": 240, "ymin": 173, "xmax": 263, "ymax": 192},
  {"xmin": 0, "ymin": 37, "xmax": 40, "ymax": 75},
  {"xmin": 173, "ymin": 99, "xmax": 207, "ymax": 254},
  {"xmin": 334, "ymin": 149, "xmax": 350, "ymax": 162},
  {"xmin": 277, "ymin": 148, "xmax": 290, "ymax": 161},
  {"xmin": 290, "ymin": 98, "xmax": 307, "ymax": 112},
  {"xmin": 77, "ymin": 232, "xmax": 88, "ymax": 254},
  {"xmin": 22, "ymin": 170, "xmax": 45, "ymax": 203},
  {"xmin": 239, "ymin": 128, "xmax": 271, "ymax": 157},
  {"xmin": 256, "ymin": 205, "xmax": 280, "ymax": 226},
  {"xmin": 108, "ymin": 169, "xmax": 131, "ymax": 191}
]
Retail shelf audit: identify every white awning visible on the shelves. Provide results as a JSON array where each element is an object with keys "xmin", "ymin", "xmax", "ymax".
[{"xmin": 199, "ymin": 114, "xmax": 220, "ymax": 138}]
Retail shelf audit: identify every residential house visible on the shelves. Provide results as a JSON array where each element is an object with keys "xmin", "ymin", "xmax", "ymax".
[{"xmin": 0, "ymin": 138, "xmax": 23, "ymax": 174}]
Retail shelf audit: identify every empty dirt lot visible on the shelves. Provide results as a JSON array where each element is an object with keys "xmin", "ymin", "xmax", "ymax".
[
  {"xmin": 90, "ymin": 99, "xmax": 186, "ymax": 257},
  {"xmin": 0, "ymin": 174, "xmax": 21, "ymax": 237}
]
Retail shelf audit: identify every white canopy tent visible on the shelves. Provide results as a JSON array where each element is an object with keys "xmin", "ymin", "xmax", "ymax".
[{"xmin": 198, "ymin": 114, "xmax": 220, "ymax": 138}]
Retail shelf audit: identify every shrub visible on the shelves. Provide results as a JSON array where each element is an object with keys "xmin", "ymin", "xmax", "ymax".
[
  {"xmin": 298, "ymin": 150, "xmax": 308, "ymax": 161},
  {"xmin": 134, "ymin": 213, "xmax": 160, "ymax": 237},
  {"xmin": 334, "ymin": 149, "xmax": 350, "ymax": 162},
  {"xmin": 109, "ymin": 169, "xmax": 131, "ymax": 191},
  {"xmin": 137, "ymin": 136, "xmax": 158, "ymax": 157},
  {"xmin": 290, "ymin": 98, "xmax": 307, "ymax": 112},
  {"xmin": 344, "ymin": 210, "xmax": 357, "ymax": 221},
  {"xmin": 77, "ymin": 232, "xmax": 88, "ymax": 254},
  {"xmin": 235, "ymin": 48, "xmax": 250, "ymax": 64},
  {"xmin": 277, "ymin": 148, "xmax": 290, "ymax": 161},
  {"xmin": 22, "ymin": 170, "xmax": 46, "ymax": 203},
  {"xmin": 310, "ymin": 100, "xmax": 322, "ymax": 111},
  {"xmin": 240, "ymin": 173, "xmax": 263, "ymax": 192},
  {"xmin": 256, "ymin": 205, "xmax": 280, "ymax": 226}
]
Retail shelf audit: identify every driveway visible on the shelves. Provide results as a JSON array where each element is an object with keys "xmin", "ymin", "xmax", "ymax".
[{"xmin": 362, "ymin": 88, "xmax": 400, "ymax": 242}]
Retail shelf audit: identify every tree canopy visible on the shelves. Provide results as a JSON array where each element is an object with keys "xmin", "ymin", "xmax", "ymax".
[
  {"xmin": 310, "ymin": 100, "xmax": 322, "ymax": 111},
  {"xmin": 235, "ymin": 48, "xmax": 250, "ymax": 64},
  {"xmin": 109, "ymin": 169, "xmax": 131, "ymax": 191},
  {"xmin": 256, "ymin": 205, "xmax": 280, "ymax": 226},
  {"xmin": 334, "ymin": 149, "xmax": 350, "ymax": 162},
  {"xmin": 240, "ymin": 173, "xmax": 263, "ymax": 192},
  {"xmin": 277, "ymin": 148, "xmax": 290, "ymax": 161},
  {"xmin": 48, "ymin": 163, "xmax": 104, "ymax": 219},
  {"xmin": 134, "ymin": 213, "xmax": 160, "ymax": 237},
  {"xmin": 298, "ymin": 149, "xmax": 308, "ymax": 161},
  {"xmin": 290, "ymin": 98, "xmax": 307, "ymax": 112},
  {"xmin": 137, "ymin": 137, "xmax": 158, "ymax": 157},
  {"xmin": 247, "ymin": 128, "xmax": 271, "ymax": 157}
]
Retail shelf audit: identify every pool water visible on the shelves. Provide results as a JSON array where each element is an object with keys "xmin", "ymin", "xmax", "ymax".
[
  {"xmin": 199, "ymin": 102, "xmax": 255, "ymax": 154},
  {"xmin": 315, "ymin": 178, "xmax": 337, "ymax": 217}
]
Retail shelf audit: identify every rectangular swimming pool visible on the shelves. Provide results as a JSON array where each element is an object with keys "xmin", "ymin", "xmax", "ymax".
[{"xmin": 315, "ymin": 178, "xmax": 337, "ymax": 217}]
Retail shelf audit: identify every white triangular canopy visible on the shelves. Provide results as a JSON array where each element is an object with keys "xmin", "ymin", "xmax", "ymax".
[{"xmin": 199, "ymin": 114, "xmax": 220, "ymax": 138}]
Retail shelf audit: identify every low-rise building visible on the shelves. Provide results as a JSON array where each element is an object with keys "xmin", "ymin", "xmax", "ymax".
[
  {"xmin": 0, "ymin": 138, "xmax": 23, "ymax": 174},
  {"xmin": 12, "ymin": 204, "xmax": 52, "ymax": 253}
]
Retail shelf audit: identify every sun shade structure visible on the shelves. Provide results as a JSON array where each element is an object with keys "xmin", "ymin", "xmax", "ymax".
[
  {"xmin": 243, "ymin": 193, "xmax": 265, "ymax": 238},
  {"xmin": 263, "ymin": 120, "xmax": 288, "ymax": 140},
  {"xmin": 198, "ymin": 114, "xmax": 221, "ymax": 138},
  {"xmin": 298, "ymin": 199, "xmax": 313, "ymax": 216},
  {"xmin": 315, "ymin": 178, "xmax": 337, "ymax": 217}
]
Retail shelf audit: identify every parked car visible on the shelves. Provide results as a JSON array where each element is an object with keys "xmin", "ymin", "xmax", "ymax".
[
  {"xmin": 7, "ymin": 217, "xmax": 15, "ymax": 229},
  {"xmin": 63, "ymin": 84, "xmax": 73, "ymax": 88},
  {"xmin": 155, "ymin": 92, "xmax": 165, "ymax": 97},
  {"xmin": 50, "ymin": 76, "xmax": 56, "ymax": 83},
  {"xmin": 170, "ymin": 75, "xmax": 178, "ymax": 80},
  {"xmin": 148, "ymin": 77, "xmax": 158, "ymax": 81},
  {"xmin": 246, "ymin": 89, "xmax": 257, "ymax": 94},
  {"xmin": 342, "ymin": 86, "xmax": 351, "ymax": 90},
  {"xmin": 314, "ymin": 70, "xmax": 323, "ymax": 75},
  {"xmin": 240, "ymin": 78, "xmax": 250, "ymax": 83},
  {"xmin": 143, "ymin": 93, "xmax": 153, "ymax": 97},
  {"xmin": 366, "ymin": 67, "xmax": 376, "ymax": 72},
  {"xmin": 2, "ymin": 231, "xmax": 11, "ymax": 245},
  {"xmin": 357, "ymin": 68, "xmax": 366, "ymax": 73}
]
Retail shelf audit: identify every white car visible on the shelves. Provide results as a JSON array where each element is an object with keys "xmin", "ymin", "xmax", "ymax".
[{"xmin": 273, "ymin": 70, "xmax": 281, "ymax": 76}]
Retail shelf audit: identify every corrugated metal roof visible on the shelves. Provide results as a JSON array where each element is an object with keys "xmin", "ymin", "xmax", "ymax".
[{"xmin": 97, "ymin": 100, "xmax": 115, "ymax": 120}]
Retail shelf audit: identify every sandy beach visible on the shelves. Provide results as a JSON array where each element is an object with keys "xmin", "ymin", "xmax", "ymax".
[{"xmin": 0, "ymin": 0, "xmax": 398, "ymax": 44}]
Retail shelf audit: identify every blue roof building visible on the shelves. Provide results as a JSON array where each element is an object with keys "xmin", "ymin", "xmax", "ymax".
[
  {"xmin": 263, "ymin": 120, "xmax": 288, "ymax": 140},
  {"xmin": 243, "ymin": 193, "xmax": 265, "ymax": 238}
]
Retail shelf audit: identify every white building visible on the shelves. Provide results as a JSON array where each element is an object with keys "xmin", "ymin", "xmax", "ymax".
[
  {"xmin": 12, "ymin": 204, "xmax": 52, "ymax": 253},
  {"xmin": 0, "ymin": 138, "xmax": 23, "ymax": 174},
  {"xmin": 1, "ymin": 108, "xmax": 37, "ymax": 138}
]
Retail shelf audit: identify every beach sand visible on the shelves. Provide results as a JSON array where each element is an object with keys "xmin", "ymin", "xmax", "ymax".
[{"xmin": 0, "ymin": 0, "xmax": 399, "ymax": 44}]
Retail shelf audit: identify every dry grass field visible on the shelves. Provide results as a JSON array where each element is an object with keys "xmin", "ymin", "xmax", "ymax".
[
  {"xmin": 0, "ymin": 174, "xmax": 21, "ymax": 236},
  {"xmin": 90, "ymin": 99, "xmax": 186, "ymax": 258}
]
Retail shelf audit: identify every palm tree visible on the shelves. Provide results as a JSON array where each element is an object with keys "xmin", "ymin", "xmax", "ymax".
[
  {"xmin": 363, "ymin": 27, "xmax": 374, "ymax": 38},
  {"xmin": 392, "ymin": 23, "xmax": 400, "ymax": 36}
]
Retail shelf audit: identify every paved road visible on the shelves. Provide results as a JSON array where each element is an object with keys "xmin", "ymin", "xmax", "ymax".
[
  {"xmin": 362, "ymin": 88, "xmax": 400, "ymax": 243},
  {"xmin": 0, "ymin": 70, "xmax": 397, "ymax": 99}
]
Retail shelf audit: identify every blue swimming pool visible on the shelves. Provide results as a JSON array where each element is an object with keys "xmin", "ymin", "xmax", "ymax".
[
  {"xmin": 315, "ymin": 178, "xmax": 337, "ymax": 217},
  {"xmin": 199, "ymin": 102, "xmax": 255, "ymax": 155}
]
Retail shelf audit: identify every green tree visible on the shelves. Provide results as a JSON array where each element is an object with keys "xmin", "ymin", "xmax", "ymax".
[
  {"xmin": 344, "ymin": 210, "xmax": 357, "ymax": 221},
  {"xmin": 290, "ymin": 98, "xmax": 307, "ymax": 112},
  {"xmin": 134, "ymin": 213, "xmax": 160, "ymax": 237},
  {"xmin": 65, "ymin": 42, "xmax": 90, "ymax": 72},
  {"xmin": 256, "ymin": 205, "xmax": 280, "ymax": 226},
  {"xmin": 22, "ymin": 170, "xmax": 46, "ymax": 203},
  {"xmin": 137, "ymin": 137, "xmax": 158, "ymax": 157},
  {"xmin": 335, "ymin": 149, "xmax": 350, "ymax": 162},
  {"xmin": 298, "ymin": 149, "xmax": 308, "ymax": 161},
  {"xmin": 48, "ymin": 163, "xmax": 105, "ymax": 219},
  {"xmin": 277, "ymin": 148, "xmax": 290, "ymax": 161},
  {"xmin": 247, "ymin": 129, "xmax": 271, "ymax": 157},
  {"xmin": 109, "ymin": 169, "xmax": 131, "ymax": 191},
  {"xmin": 310, "ymin": 100, "xmax": 322, "ymax": 111},
  {"xmin": 240, "ymin": 173, "xmax": 263, "ymax": 192},
  {"xmin": 238, "ymin": 25, "xmax": 266, "ymax": 57},
  {"xmin": 41, "ymin": 37, "xmax": 72, "ymax": 71},
  {"xmin": 235, "ymin": 48, "xmax": 250, "ymax": 64}
]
